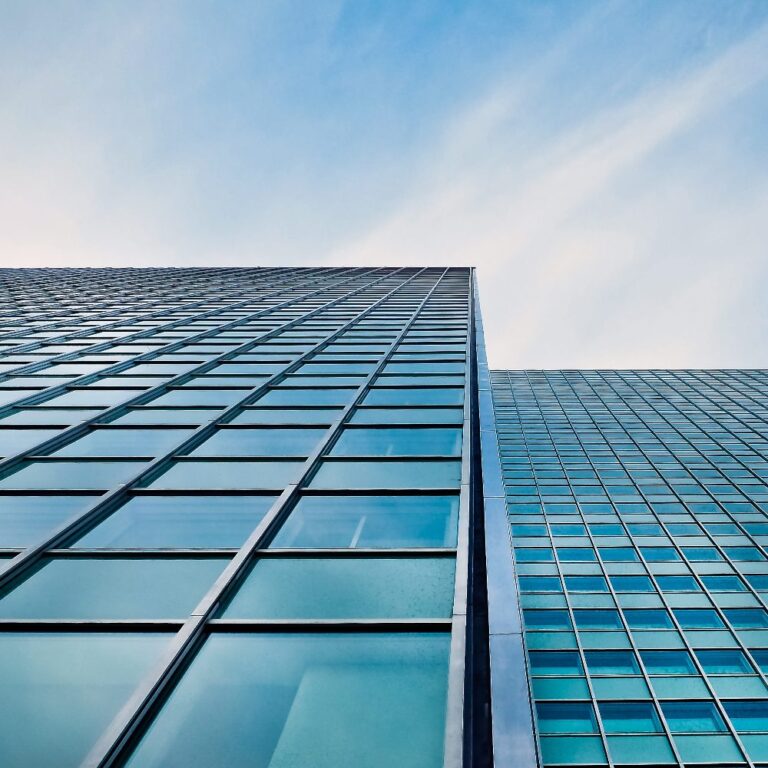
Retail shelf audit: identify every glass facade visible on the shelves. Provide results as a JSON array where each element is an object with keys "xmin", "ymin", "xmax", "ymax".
[
  {"xmin": 489, "ymin": 370, "xmax": 768, "ymax": 767},
  {"xmin": 0, "ymin": 266, "xmax": 475, "ymax": 768},
  {"xmin": 3, "ymin": 267, "xmax": 766, "ymax": 768}
]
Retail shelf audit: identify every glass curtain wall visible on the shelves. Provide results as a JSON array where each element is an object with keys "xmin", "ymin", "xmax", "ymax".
[
  {"xmin": 0, "ymin": 266, "xmax": 476, "ymax": 768},
  {"xmin": 490, "ymin": 370, "xmax": 768, "ymax": 768}
]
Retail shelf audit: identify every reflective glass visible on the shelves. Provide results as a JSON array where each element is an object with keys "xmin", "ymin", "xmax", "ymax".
[
  {"xmin": 76, "ymin": 496, "xmax": 275, "ymax": 548},
  {"xmin": 271, "ymin": 495, "xmax": 459, "ymax": 548},
  {"xmin": 222, "ymin": 556, "xmax": 455, "ymax": 618},
  {"xmin": 0, "ymin": 632, "xmax": 169, "ymax": 768},
  {"xmin": 0, "ymin": 495, "xmax": 96, "ymax": 547},
  {"xmin": 0, "ymin": 557, "xmax": 228, "ymax": 619},
  {"xmin": 124, "ymin": 633, "xmax": 450, "ymax": 768}
]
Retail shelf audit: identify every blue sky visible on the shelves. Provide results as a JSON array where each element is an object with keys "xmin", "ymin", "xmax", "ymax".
[{"xmin": 2, "ymin": 1, "xmax": 768, "ymax": 367}]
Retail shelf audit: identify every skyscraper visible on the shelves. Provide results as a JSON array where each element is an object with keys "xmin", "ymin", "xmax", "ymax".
[
  {"xmin": 0, "ymin": 267, "xmax": 766, "ymax": 768},
  {"xmin": 488, "ymin": 370, "xmax": 768, "ymax": 768}
]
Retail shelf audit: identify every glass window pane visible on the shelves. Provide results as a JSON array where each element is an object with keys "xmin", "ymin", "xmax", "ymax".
[
  {"xmin": 723, "ymin": 701, "xmax": 768, "ymax": 732},
  {"xmin": 309, "ymin": 460, "xmax": 461, "ymax": 489},
  {"xmin": 0, "ymin": 495, "xmax": 96, "ymax": 547},
  {"xmin": 536, "ymin": 702, "xmax": 598, "ymax": 734},
  {"xmin": 221, "ymin": 556, "xmax": 455, "ymax": 619},
  {"xmin": 0, "ymin": 429, "xmax": 60, "ymax": 457},
  {"xmin": 0, "ymin": 632, "xmax": 169, "ymax": 768},
  {"xmin": 363, "ymin": 389, "xmax": 463, "ymax": 406},
  {"xmin": 640, "ymin": 650, "xmax": 696, "ymax": 675},
  {"xmin": 661, "ymin": 701, "xmax": 727, "ymax": 733},
  {"xmin": 76, "ymin": 496, "xmax": 275, "ymax": 548},
  {"xmin": 0, "ymin": 557, "xmax": 228, "ymax": 619},
  {"xmin": 599, "ymin": 702, "xmax": 662, "ymax": 733},
  {"xmin": 271, "ymin": 495, "xmax": 459, "ymax": 548},
  {"xmin": 191, "ymin": 429, "xmax": 325, "ymax": 457},
  {"xmin": 146, "ymin": 461, "xmax": 303, "ymax": 490},
  {"xmin": 330, "ymin": 428, "xmax": 462, "ymax": 457},
  {"xmin": 0, "ymin": 460, "xmax": 145, "ymax": 490},
  {"xmin": 124, "ymin": 633, "xmax": 450, "ymax": 768},
  {"xmin": 52, "ymin": 429, "xmax": 192, "ymax": 457}
]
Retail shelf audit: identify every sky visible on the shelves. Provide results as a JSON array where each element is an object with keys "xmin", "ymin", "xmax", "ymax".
[{"xmin": 2, "ymin": 1, "xmax": 768, "ymax": 368}]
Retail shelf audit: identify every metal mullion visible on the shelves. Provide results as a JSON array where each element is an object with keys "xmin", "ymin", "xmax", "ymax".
[
  {"xmin": 442, "ymin": 269, "xmax": 473, "ymax": 768},
  {"xmin": 0, "ymin": 267, "xmax": 356, "ymax": 382},
  {"xmin": 527, "ymin": 374, "xmax": 683, "ymax": 764},
  {"xmin": 554, "ymin": 372, "xmax": 755, "ymax": 765},
  {"xmin": 0, "ymin": 268, "xmax": 420, "ymax": 589},
  {"xmin": 80, "ymin": 268, "xmax": 450, "ymax": 768},
  {"xmin": 0, "ymin": 267, "xmax": 387, "ymax": 469}
]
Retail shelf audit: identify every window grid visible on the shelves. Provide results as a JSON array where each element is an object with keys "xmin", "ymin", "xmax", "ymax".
[
  {"xmin": 491, "ymin": 369, "xmax": 768, "ymax": 768},
  {"xmin": 0, "ymin": 266, "xmax": 476, "ymax": 768}
]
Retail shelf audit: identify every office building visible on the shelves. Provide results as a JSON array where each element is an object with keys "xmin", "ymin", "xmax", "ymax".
[{"xmin": 1, "ymin": 266, "xmax": 767, "ymax": 768}]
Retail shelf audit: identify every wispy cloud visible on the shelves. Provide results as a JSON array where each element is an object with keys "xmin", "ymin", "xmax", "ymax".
[{"xmin": 0, "ymin": 2, "xmax": 767, "ymax": 367}]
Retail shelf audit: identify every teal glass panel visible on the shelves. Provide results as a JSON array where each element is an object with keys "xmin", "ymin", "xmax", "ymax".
[
  {"xmin": 191, "ymin": 428, "xmax": 325, "ymax": 457},
  {"xmin": 725, "ymin": 608, "xmax": 768, "ymax": 628},
  {"xmin": 146, "ymin": 461, "xmax": 302, "ymax": 490},
  {"xmin": 271, "ymin": 494, "xmax": 459, "ymax": 548},
  {"xmin": 350, "ymin": 408, "xmax": 463, "ymax": 425},
  {"xmin": 573, "ymin": 609, "xmax": 622, "ymax": 629},
  {"xmin": 523, "ymin": 610, "xmax": 572, "ymax": 629},
  {"xmin": 536, "ymin": 702, "xmax": 598, "ymax": 733},
  {"xmin": 640, "ymin": 650, "xmax": 696, "ymax": 674},
  {"xmin": 599, "ymin": 702, "xmax": 662, "ymax": 733},
  {"xmin": 52, "ymin": 429, "xmax": 192, "ymax": 457},
  {"xmin": 674, "ymin": 609, "xmax": 724, "ymax": 629},
  {"xmin": 661, "ymin": 701, "xmax": 727, "ymax": 732},
  {"xmin": 610, "ymin": 576, "xmax": 654, "ymax": 592},
  {"xmin": 607, "ymin": 735, "xmax": 674, "ymax": 764},
  {"xmin": 0, "ymin": 557, "xmax": 228, "ymax": 619},
  {"xmin": 515, "ymin": 548, "xmax": 554, "ymax": 562},
  {"xmin": 231, "ymin": 409, "xmax": 340, "ymax": 425},
  {"xmin": 1, "ymin": 409, "xmax": 104, "ymax": 425},
  {"xmin": 591, "ymin": 677, "xmax": 650, "ymax": 699},
  {"xmin": 564, "ymin": 576, "xmax": 608, "ymax": 592},
  {"xmin": 656, "ymin": 575, "xmax": 700, "ymax": 592},
  {"xmin": 76, "ymin": 496, "xmax": 275, "ymax": 548},
  {"xmin": 673, "ymin": 734, "xmax": 743, "ymax": 763},
  {"xmin": 0, "ymin": 495, "xmax": 95, "ymax": 547},
  {"xmin": 257, "ymin": 389, "xmax": 355, "ymax": 406},
  {"xmin": 539, "ymin": 736, "xmax": 606, "ymax": 765},
  {"xmin": 0, "ymin": 460, "xmax": 145, "ymax": 489},
  {"xmin": 0, "ymin": 428, "xmax": 60, "ymax": 456},
  {"xmin": 363, "ymin": 388, "xmax": 463, "ymax": 406},
  {"xmin": 751, "ymin": 649, "xmax": 768, "ymax": 673},
  {"xmin": 112, "ymin": 409, "xmax": 222, "ymax": 425},
  {"xmin": 149, "ymin": 390, "xmax": 245, "ymax": 406},
  {"xmin": 529, "ymin": 651, "xmax": 583, "ymax": 675},
  {"xmin": 309, "ymin": 460, "xmax": 461, "ymax": 489},
  {"xmin": 0, "ymin": 632, "xmax": 169, "ymax": 768},
  {"xmin": 585, "ymin": 650, "xmax": 639, "ymax": 675},
  {"xmin": 124, "ymin": 633, "xmax": 450, "ymax": 768},
  {"xmin": 330, "ymin": 428, "xmax": 462, "ymax": 457},
  {"xmin": 695, "ymin": 649, "xmax": 753, "ymax": 673},
  {"xmin": 724, "ymin": 701, "xmax": 768, "ymax": 732},
  {"xmin": 624, "ymin": 609, "xmax": 673, "ymax": 629},
  {"xmin": 221, "ymin": 556, "xmax": 455, "ymax": 619},
  {"xmin": 519, "ymin": 576, "xmax": 562, "ymax": 592}
]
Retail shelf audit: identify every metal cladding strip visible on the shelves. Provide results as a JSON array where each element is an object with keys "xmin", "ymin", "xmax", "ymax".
[
  {"xmin": 0, "ymin": 266, "xmax": 378, "ymax": 461},
  {"xmin": 81, "ymin": 268, "xmax": 450, "ymax": 768},
  {"xmin": 0, "ymin": 267, "xmax": 411, "ymax": 589},
  {"xmin": 474, "ymin": 282, "xmax": 538, "ymax": 768},
  {"xmin": 442, "ymin": 268, "xmax": 472, "ymax": 768},
  {"xmin": 0, "ymin": 266, "xmax": 285, "ymax": 344},
  {"xmin": 0, "ymin": 266, "xmax": 336, "ymax": 374}
]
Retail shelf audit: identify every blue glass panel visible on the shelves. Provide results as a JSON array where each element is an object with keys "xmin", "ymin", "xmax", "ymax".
[
  {"xmin": 0, "ymin": 633, "xmax": 169, "ymax": 768},
  {"xmin": 0, "ymin": 557, "xmax": 228, "ymax": 619},
  {"xmin": 0, "ymin": 495, "xmax": 95, "ymax": 547},
  {"xmin": 661, "ymin": 701, "xmax": 727, "ymax": 733},
  {"xmin": 599, "ymin": 702, "xmax": 662, "ymax": 733},
  {"xmin": 76, "ymin": 496, "xmax": 275, "ymax": 548},
  {"xmin": 536, "ymin": 702, "xmax": 598, "ymax": 734},
  {"xmin": 271, "ymin": 494, "xmax": 459, "ymax": 548},
  {"xmin": 221, "ymin": 557, "xmax": 455, "ymax": 618},
  {"xmin": 124, "ymin": 633, "xmax": 450, "ymax": 768}
]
